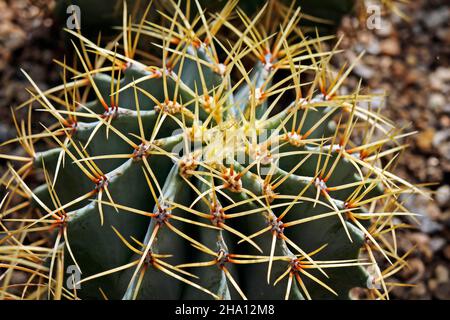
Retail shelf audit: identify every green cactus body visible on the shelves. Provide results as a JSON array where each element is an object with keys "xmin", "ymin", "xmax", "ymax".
[{"xmin": 0, "ymin": 1, "xmax": 415, "ymax": 300}]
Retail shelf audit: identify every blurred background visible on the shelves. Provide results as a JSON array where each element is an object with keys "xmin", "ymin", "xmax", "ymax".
[{"xmin": 0, "ymin": 0, "xmax": 448, "ymax": 299}]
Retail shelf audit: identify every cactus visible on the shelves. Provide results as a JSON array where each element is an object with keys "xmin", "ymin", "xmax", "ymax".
[{"xmin": 0, "ymin": 1, "xmax": 417, "ymax": 300}]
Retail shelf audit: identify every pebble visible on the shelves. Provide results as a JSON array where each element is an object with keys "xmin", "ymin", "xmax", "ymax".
[
  {"xmin": 392, "ymin": 60, "xmax": 406, "ymax": 77},
  {"xmin": 353, "ymin": 63, "xmax": 375, "ymax": 80},
  {"xmin": 380, "ymin": 38, "xmax": 401, "ymax": 56},
  {"xmin": 408, "ymin": 233, "xmax": 434, "ymax": 260},
  {"xmin": 435, "ymin": 185, "xmax": 450, "ymax": 208},
  {"xmin": 435, "ymin": 265, "xmax": 449, "ymax": 283},
  {"xmin": 432, "ymin": 130, "xmax": 450, "ymax": 148},
  {"xmin": 430, "ymin": 237, "xmax": 446, "ymax": 252},
  {"xmin": 436, "ymin": 27, "xmax": 450, "ymax": 44},
  {"xmin": 442, "ymin": 116, "xmax": 450, "ymax": 129},
  {"xmin": 423, "ymin": 9, "xmax": 450, "ymax": 29},
  {"xmin": 411, "ymin": 282, "xmax": 427, "ymax": 297},
  {"xmin": 430, "ymin": 67, "xmax": 450, "ymax": 91},
  {"xmin": 420, "ymin": 214, "xmax": 444, "ymax": 234},
  {"xmin": 402, "ymin": 194, "xmax": 443, "ymax": 235},
  {"xmin": 365, "ymin": 39, "xmax": 381, "ymax": 55},
  {"xmin": 428, "ymin": 278, "xmax": 438, "ymax": 291},
  {"xmin": 441, "ymin": 143, "xmax": 450, "ymax": 161},
  {"xmin": 343, "ymin": 0, "xmax": 450, "ymax": 300},
  {"xmin": 402, "ymin": 258, "xmax": 426, "ymax": 281},
  {"xmin": 416, "ymin": 128, "xmax": 435, "ymax": 152},
  {"xmin": 443, "ymin": 245, "xmax": 450, "ymax": 260},
  {"xmin": 434, "ymin": 283, "xmax": 450, "ymax": 300},
  {"xmin": 426, "ymin": 202, "xmax": 441, "ymax": 220},
  {"xmin": 428, "ymin": 93, "xmax": 446, "ymax": 111}
]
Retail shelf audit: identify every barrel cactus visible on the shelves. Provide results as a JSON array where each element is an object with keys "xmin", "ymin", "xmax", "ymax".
[{"xmin": 0, "ymin": 0, "xmax": 416, "ymax": 300}]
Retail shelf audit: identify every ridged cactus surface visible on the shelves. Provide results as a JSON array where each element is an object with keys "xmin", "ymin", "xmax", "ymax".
[{"xmin": 0, "ymin": 1, "xmax": 417, "ymax": 300}]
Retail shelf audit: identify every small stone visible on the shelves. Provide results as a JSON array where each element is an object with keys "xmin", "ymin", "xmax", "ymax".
[
  {"xmin": 380, "ymin": 38, "xmax": 401, "ymax": 56},
  {"xmin": 437, "ymin": 27, "xmax": 450, "ymax": 44},
  {"xmin": 420, "ymin": 215, "xmax": 443, "ymax": 235},
  {"xmin": 440, "ymin": 143, "xmax": 450, "ymax": 161},
  {"xmin": 365, "ymin": 39, "xmax": 380, "ymax": 55},
  {"xmin": 380, "ymin": 56, "xmax": 392, "ymax": 69},
  {"xmin": 353, "ymin": 63, "xmax": 375, "ymax": 80},
  {"xmin": 402, "ymin": 194, "xmax": 443, "ymax": 235},
  {"xmin": 428, "ymin": 157, "xmax": 440, "ymax": 167},
  {"xmin": 430, "ymin": 237, "xmax": 446, "ymax": 252},
  {"xmin": 430, "ymin": 67, "xmax": 450, "ymax": 91},
  {"xmin": 435, "ymin": 265, "xmax": 449, "ymax": 283},
  {"xmin": 411, "ymin": 282, "xmax": 427, "ymax": 297},
  {"xmin": 442, "ymin": 103, "xmax": 450, "ymax": 114},
  {"xmin": 441, "ymin": 115, "xmax": 450, "ymax": 127},
  {"xmin": 402, "ymin": 257, "xmax": 425, "ymax": 282},
  {"xmin": 416, "ymin": 128, "xmax": 435, "ymax": 152},
  {"xmin": 392, "ymin": 61, "xmax": 406, "ymax": 77},
  {"xmin": 424, "ymin": 9, "xmax": 450, "ymax": 29},
  {"xmin": 428, "ymin": 278, "xmax": 438, "ymax": 291},
  {"xmin": 443, "ymin": 210, "xmax": 450, "ymax": 225},
  {"xmin": 426, "ymin": 202, "xmax": 441, "ymax": 220},
  {"xmin": 429, "ymin": 93, "xmax": 446, "ymax": 111},
  {"xmin": 435, "ymin": 185, "xmax": 450, "ymax": 207},
  {"xmin": 433, "ymin": 130, "xmax": 450, "ymax": 148},
  {"xmin": 443, "ymin": 245, "xmax": 450, "ymax": 260},
  {"xmin": 434, "ymin": 283, "xmax": 450, "ymax": 300},
  {"xmin": 405, "ymin": 69, "xmax": 422, "ymax": 85}
]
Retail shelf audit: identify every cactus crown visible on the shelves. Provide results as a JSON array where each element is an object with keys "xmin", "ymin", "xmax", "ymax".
[{"xmin": 0, "ymin": 0, "xmax": 418, "ymax": 300}]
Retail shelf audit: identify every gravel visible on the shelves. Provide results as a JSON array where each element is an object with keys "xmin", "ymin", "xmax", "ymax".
[{"xmin": 337, "ymin": 0, "xmax": 450, "ymax": 300}]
